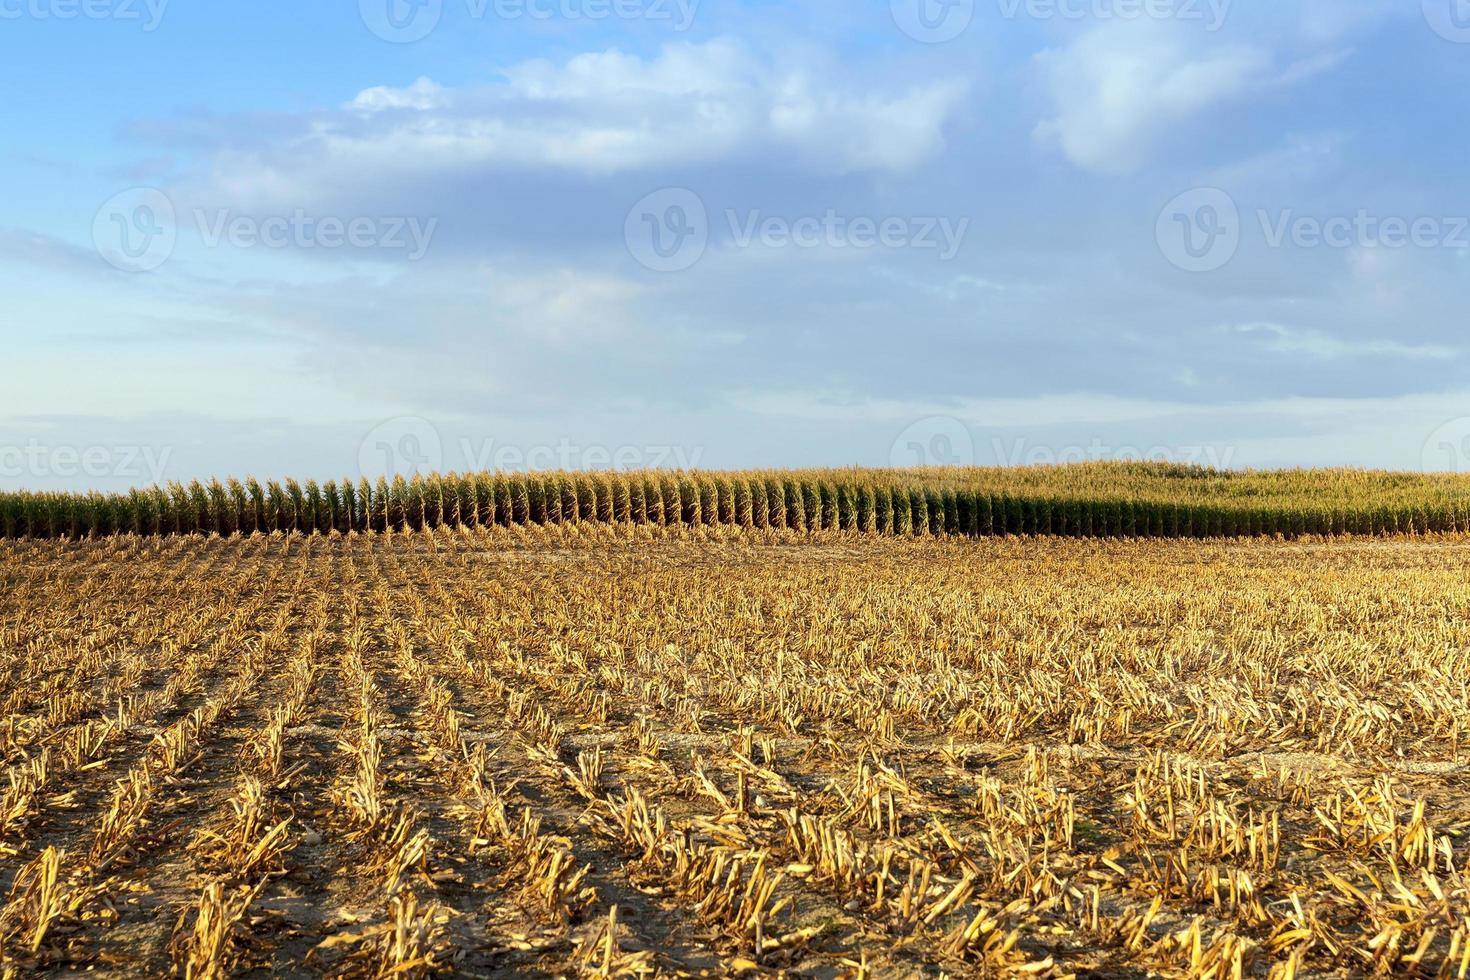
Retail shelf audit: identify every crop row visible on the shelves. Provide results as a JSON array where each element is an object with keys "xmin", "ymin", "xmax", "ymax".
[{"xmin": 7, "ymin": 468, "xmax": 1470, "ymax": 540}]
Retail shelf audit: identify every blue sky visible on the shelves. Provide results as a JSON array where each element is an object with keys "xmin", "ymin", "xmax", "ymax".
[{"xmin": 4, "ymin": 0, "xmax": 1470, "ymax": 490}]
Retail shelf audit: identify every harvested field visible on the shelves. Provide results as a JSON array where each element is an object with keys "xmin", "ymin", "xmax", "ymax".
[{"xmin": 1, "ymin": 524, "xmax": 1467, "ymax": 977}]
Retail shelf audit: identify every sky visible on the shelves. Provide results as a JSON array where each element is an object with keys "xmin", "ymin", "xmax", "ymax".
[{"xmin": 3, "ymin": 0, "xmax": 1470, "ymax": 490}]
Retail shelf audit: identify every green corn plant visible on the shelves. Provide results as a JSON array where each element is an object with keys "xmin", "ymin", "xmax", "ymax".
[
  {"xmin": 559, "ymin": 473, "xmax": 577, "ymax": 523},
  {"xmin": 799, "ymin": 479, "xmax": 820, "ymax": 532},
  {"xmin": 697, "ymin": 475, "xmax": 718, "ymax": 526},
  {"xmin": 820, "ymin": 481, "xmax": 839, "ymax": 531},
  {"xmin": 206, "ymin": 479, "xmax": 229, "ymax": 536},
  {"xmin": 542, "ymin": 473, "xmax": 560, "ymax": 524},
  {"xmin": 386, "ymin": 475, "xmax": 407, "ymax": 530},
  {"xmin": 486, "ymin": 475, "xmax": 507, "ymax": 527},
  {"xmin": 619, "ymin": 475, "xmax": 640, "ymax": 524},
  {"xmin": 326, "ymin": 480, "xmax": 345, "ymax": 533},
  {"xmin": 225, "ymin": 479, "xmax": 247, "ymax": 537},
  {"xmin": 243, "ymin": 478, "xmax": 263, "ymax": 535},
  {"xmin": 924, "ymin": 488, "xmax": 943, "ymax": 535},
  {"xmin": 352, "ymin": 478, "xmax": 370, "ymax": 533},
  {"xmin": 873, "ymin": 484, "xmax": 893, "ymax": 534},
  {"xmin": 410, "ymin": 476, "xmax": 430, "ymax": 530},
  {"xmin": 784, "ymin": 479, "xmax": 806, "ymax": 532},
  {"xmin": 504, "ymin": 476, "xmax": 525, "ymax": 526},
  {"xmin": 714, "ymin": 477, "xmax": 734, "ymax": 524},
  {"xmin": 556, "ymin": 474, "xmax": 574, "ymax": 523},
  {"xmin": 470, "ymin": 474, "xmax": 491, "ymax": 527},
  {"xmin": 660, "ymin": 474, "xmax": 681, "ymax": 527},
  {"xmin": 574, "ymin": 475, "xmax": 594, "ymax": 522},
  {"xmin": 443, "ymin": 475, "xmax": 463, "ymax": 528},
  {"xmin": 262, "ymin": 481, "xmax": 283, "ymax": 533},
  {"xmin": 763, "ymin": 477, "xmax": 784, "ymax": 530},
  {"xmin": 748, "ymin": 478, "xmax": 767, "ymax": 529},
  {"xmin": 303, "ymin": 480, "xmax": 323, "ymax": 535},
  {"xmin": 892, "ymin": 487, "xmax": 913, "ymax": 535},
  {"xmin": 339, "ymin": 480, "xmax": 357, "ymax": 533},
  {"xmin": 980, "ymin": 493, "xmax": 999, "ymax": 536},
  {"xmin": 731, "ymin": 477, "xmax": 751, "ymax": 527},
  {"xmin": 603, "ymin": 474, "xmax": 624, "ymax": 523},
  {"xmin": 284, "ymin": 479, "xmax": 306, "ymax": 533},
  {"xmin": 911, "ymin": 486, "xmax": 930, "ymax": 536},
  {"xmin": 837, "ymin": 483, "xmax": 857, "ymax": 531},
  {"xmin": 938, "ymin": 487, "xmax": 957, "ymax": 534}
]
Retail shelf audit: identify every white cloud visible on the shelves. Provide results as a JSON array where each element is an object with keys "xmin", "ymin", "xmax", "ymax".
[
  {"xmin": 1205, "ymin": 132, "xmax": 1345, "ymax": 188},
  {"xmin": 1029, "ymin": 15, "xmax": 1364, "ymax": 176},
  {"xmin": 350, "ymin": 77, "xmax": 449, "ymax": 112},
  {"xmin": 476, "ymin": 266, "xmax": 647, "ymax": 345},
  {"xmin": 200, "ymin": 40, "xmax": 968, "ymax": 206},
  {"xmin": 1227, "ymin": 321, "xmax": 1457, "ymax": 360},
  {"xmin": 732, "ymin": 391, "xmax": 1201, "ymax": 426},
  {"xmin": 1032, "ymin": 24, "xmax": 1268, "ymax": 174}
]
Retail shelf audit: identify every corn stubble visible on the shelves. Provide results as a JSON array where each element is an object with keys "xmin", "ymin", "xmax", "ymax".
[{"xmin": 0, "ymin": 522, "xmax": 1468, "ymax": 977}]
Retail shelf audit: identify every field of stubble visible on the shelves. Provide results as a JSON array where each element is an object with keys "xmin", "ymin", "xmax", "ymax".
[{"xmin": 1, "ymin": 524, "xmax": 1467, "ymax": 978}]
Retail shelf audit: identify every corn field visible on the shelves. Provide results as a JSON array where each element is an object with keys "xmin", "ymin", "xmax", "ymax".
[
  {"xmin": 2, "ymin": 521, "xmax": 1468, "ymax": 976},
  {"xmin": 6, "ymin": 463, "xmax": 1470, "ymax": 540}
]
